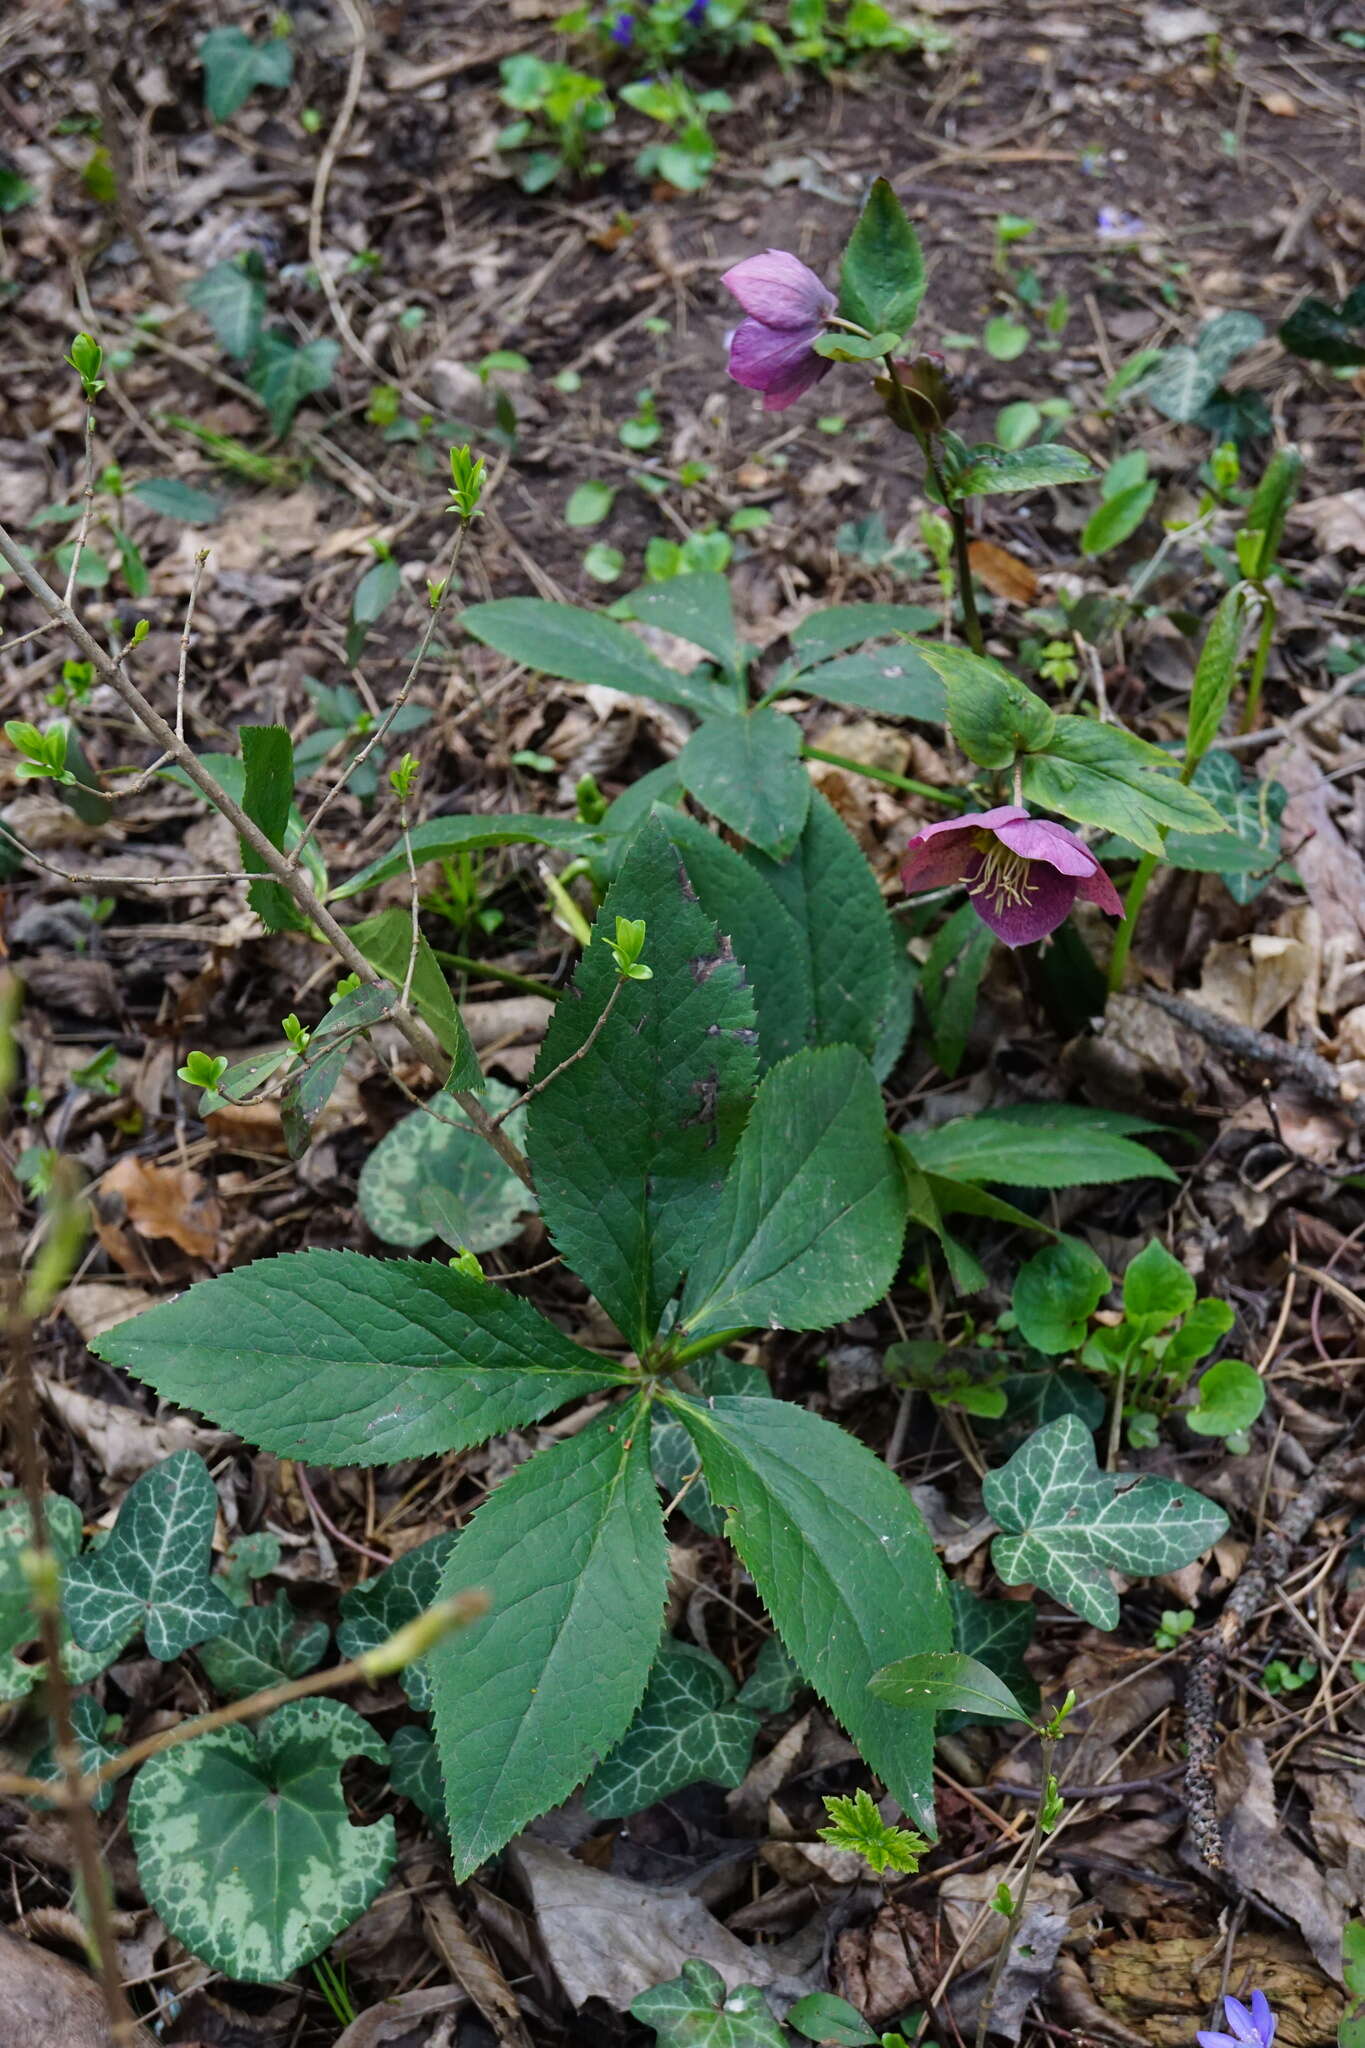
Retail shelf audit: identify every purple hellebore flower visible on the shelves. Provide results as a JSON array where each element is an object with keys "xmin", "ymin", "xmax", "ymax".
[
  {"xmin": 901, "ymin": 804, "xmax": 1124, "ymax": 948},
  {"xmin": 1197, "ymin": 1993, "xmax": 1277, "ymax": 2048},
  {"xmin": 610, "ymin": 10, "xmax": 635, "ymax": 45},
  {"xmin": 721, "ymin": 249, "xmax": 836, "ymax": 412}
]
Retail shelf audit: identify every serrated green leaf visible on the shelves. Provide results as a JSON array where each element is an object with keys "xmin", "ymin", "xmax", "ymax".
[
  {"xmin": 919, "ymin": 901, "xmax": 994, "ymax": 1079},
  {"xmin": 94, "ymin": 1249, "xmax": 631, "ymax": 1466},
  {"xmin": 1012, "ymin": 1236, "xmax": 1111, "ymax": 1354},
  {"xmin": 33, "ymin": 1695, "xmax": 121, "ymax": 1814},
  {"xmin": 665, "ymin": 793, "xmax": 891, "ymax": 1070},
  {"xmin": 947, "ymin": 1582, "xmax": 1039, "ymax": 1727},
  {"xmin": 582, "ymin": 1640, "xmax": 759, "ymax": 1817},
  {"xmin": 621, "ymin": 574, "xmax": 744, "ymax": 679},
  {"xmin": 983, "ymin": 1413, "xmax": 1229, "ymax": 1629},
  {"xmin": 248, "ymin": 332, "xmax": 339, "ymax": 437},
  {"xmin": 129, "ymin": 1698, "xmax": 393, "ymax": 1981},
  {"xmin": 907, "ymin": 642, "xmax": 1054, "ymax": 768},
  {"xmin": 359, "ymin": 1078, "xmax": 534, "ymax": 1252},
  {"xmin": 794, "ymin": 646, "xmax": 946, "ymax": 723},
  {"xmin": 668, "ymin": 1395, "xmax": 950, "ymax": 1831},
  {"xmin": 1186, "ymin": 1359, "xmax": 1265, "ymax": 1439},
  {"xmin": 1081, "ymin": 480, "xmax": 1157, "ymax": 557},
  {"xmin": 1021, "ymin": 715, "xmax": 1225, "ymax": 853},
  {"xmin": 131, "ymin": 478, "xmax": 225, "ymax": 526},
  {"xmin": 199, "ymin": 24, "xmax": 294, "ymax": 120},
  {"xmin": 198, "ymin": 1591, "xmax": 329, "ymax": 1700},
  {"xmin": 953, "ymin": 445, "xmax": 1094, "ymax": 497},
  {"xmin": 347, "ymin": 908, "xmax": 480, "ymax": 1085},
  {"xmin": 431, "ymin": 1400, "xmax": 668, "ymax": 1878},
  {"xmin": 788, "ymin": 603, "xmax": 939, "ymax": 668},
  {"xmin": 869, "ymin": 1649, "xmax": 1031, "ymax": 1721},
  {"xmin": 332, "ymin": 812, "xmax": 598, "ymax": 900},
  {"xmin": 633, "ymin": 1959, "xmax": 786, "ymax": 2048},
  {"xmin": 169, "ymin": 752, "xmax": 328, "ymax": 900},
  {"xmin": 185, "ymin": 254, "xmax": 266, "ymax": 359},
  {"xmin": 1187, "ymin": 586, "xmax": 1249, "ymax": 765},
  {"xmin": 904, "ymin": 1104, "xmax": 1177, "ymax": 1189},
  {"xmin": 388, "ymin": 1724, "xmax": 446, "ymax": 1834},
  {"xmin": 279, "ymin": 982, "xmax": 392, "ymax": 1157},
  {"xmin": 337, "ymin": 1533, "xmax": 453, "ymax": 1712},
  {"xmin": 838, "ymin": 177, "xmax": 926, "ymax": 338},
  {"xmin": 526, "ymin": 816, "xmax": 757, "ymax": 1348},
  {"xmin": 461, "ymin": 599, "xmax": 723, "ymax": 718},
  {"xmin": 1242, "ymin": 446, "xmax": 1302, "ymax": 578},
  {"xmin": 651, "ymin": 1354, "xmax": 769, "ymax": 1535},
  {"xmin": 63, "ymin": 1452, "xmax": 237, "ymax": 1662},
  {"xmin": 679, "ymin": 1047, "xmax": 907, "ymax": 1342},
  {"xmin": 676, "ymin": 708, "xmax": 810, "ymax": 859}
]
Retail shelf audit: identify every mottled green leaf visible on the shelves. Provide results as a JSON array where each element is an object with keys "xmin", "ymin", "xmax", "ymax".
[
  {"xmin": 983, "ymin": 1413, "xmax": 1229, "ymax": 1629},
  {"xmin": 583, "ymin": 1640, "xmax": 758, "ymax": 1817},
  {"xmin": 358, "ymin": 1079, "xmax": 534, "ymax": 1252},
  {"xmin": 337, "ymin": 1534, "xmax": 453, "ymax": 1712},
  {"xmin": 185, "ymin": 254, "xmax": 265, "ymax": 358},
  {"xmin": 526, "ymin": 816, "xmax": 757, "ymax": 1348},
  {"xmin": 94, "ymin": 1249, "xmax": 631, "ymax": 1467},
  {"xmin": 199, "ymin": 24, "xmax": 294, "ymax": 120},
  {"xmin": 197, "ymin": 1592, "xmax": 329, "ymax": 1700},
  {"xmin": 388, "ymin": 1724, "xmax": 445, "ymax": 1834},
  {"xmin": 679, "ymin": 1047, "xmax": 907, "ymax": 1342},
  {"xmin": 248, "ymin": 332, "xmax": 339, "ymax": 437},
  {"xmin": 431, "ymin": 1401, "xmax": 668, "ymax": 1878},
  {"xmin": 668, "ymin": 1395, "xmax": 950, "ymax": 1831},
  {"xmin": 130, "ymin": 478, "xmax": 225, "ymax": 526},
  {"xmin": 63, "ymin": 1452, "xmax": 236, "ymax": 1662},
  {"xmin": 632, "ymin": 1959, "xmax": 785, "ymax": 2048},
  {"xmin": 676, "ymin": 708, "xmax": 810, "ymax": 859},
  {"xmin": 33, "ymin": 1695, "xmax": 120, "ymax": 1813},
  {"xmin": 128, "ymin": 1699, "xmax": 393, "ymax": 1981},
  {"xmin": 736, "ymin": 1635, "xmax": 801, "ymax": 1714}
]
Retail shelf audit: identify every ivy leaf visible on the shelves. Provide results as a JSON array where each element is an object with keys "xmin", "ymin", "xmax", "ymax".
[
  {"xmin": 33, "ymin": 1695, "xmax": 121, "ymax": 1814},
  {"xmin": 736, "ymin": 1635, "xmax": 801, "ymax": 1714},
  {"xmin": 0, "ymin": 1493, "xmax": 111, "ymax": 1700},
  {"xmin": 128, "ymin": 1699, "xmax": 394, "ymax": 1982},
  {"xmin": 197, "ymin": 1592, "xmax": 329, "ymax": 1700},
  {"xmin": 63, "ymin": 1452, "xmax": 237, "ymax": 1662},
  {"xmin": 582, "ymin": 1641, "xmax": 759, "ymax": 1818},
  {"xmin": 838, "ymin": 177, "xmax": 926, "ymax": 339},
  {"xmin": 905, "ymin": 1105, "xmax": 1177, "ymax": 1190},
  {"xmin": 358, "ymin": 1078, "xmax": 535, "ymax": 1253},
  {"xmin": 678, "ymin": 1046, "xmax": 908, "ymax": 1343},
  {"xmin": 336, "ymin": 1533, "xmax": 454, "ymax": 1712},
  {"xmin": 430, "ymin": 1401, "xmax": 668, "ymax": 1878},
  {"xmin": 248, "ymin": 331, "xmax": 339, "ymax": 437},
  {"xmin": 675, "ymin": 708, "xmax": 811, "ymax": 860},
  {"xmin": 952, "ymin": 445, "xmax": 1095, "ymax": 497},
  {"xmin": 525, "ymin": 815, "xmax": 757, "ymax": 1349},
  {"xmin": 651, "ymin": 1354, "xmax": 770, "ymax": 1535},
  {"xmin": 461, "ymin": 598, "xmax": 725, "ymax": 719},
  {"xmin": 388, "ymin": 1724, "xmax": 445, "ymax": 1835},
  {"xmin": 1196, "ymin": 309, "xmax": 1265, "ymax": 380},
  {"xmin": 632, "ymin": 1959, "xmax": 786, "ymax": 2048},
  {"xmin": 668, "ymin": 1395, "xmax": 950, "ymax": 1832},
  {"xmin": 983, "ymin": 1413, "xmax": 1229, "ymax": 1629},
  {"xmin": 199, "ymin": 25, "xmax": 294, "ymax": 121},
  {"xmin": 869, "ymin": 1649, "xmax": 1031, "ymax": 1722},
  {"xmin": 94, "ymin": 1248, "xmax": 632, "ymax": 1467},
  {"xmin": 1134, "ymin": 347, "xmax": 1219, "ymax": 423},
  {"xmin": 185, "ymin": 253, "xmax": 266, "ymax": 360}
]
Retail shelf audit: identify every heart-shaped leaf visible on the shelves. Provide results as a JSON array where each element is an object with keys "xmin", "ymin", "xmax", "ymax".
[
  {"xmin": 1012, "ymin": 1237, "xmax": 1111, "ymax": 1354},
  {"xmin": 1186, "ymin": 1359, "xmax": 1265, "ymax": 1439},
  {"xmin": 358, "ymin": 1078, "xmax": 535, "ymax": 1253},
  {"xmin": 582, "ymin": 1641, "xmax": 759, "ymax": 1818},
  {"xmin": 632, "ymin": 1960, "xmax": 786, "ymax": 2048},
  {"xmin": 983, "ymin": 1414, "xmax": 1229, "ymax": 1629},
  {"xmin": 63, "ymin": 1452, "xmax": 237, "ymax": 1663},
  {"xmin": 337, "ymin": 1533, "xmax": 454, "ymax": 1712},
  {"xmin": 197, "ymin": 1592, "xmax": 329, "ymax": 1700},
  {"xmin": 128, "ymin": 1698, "xmax": 395, "ymax": 1982}
]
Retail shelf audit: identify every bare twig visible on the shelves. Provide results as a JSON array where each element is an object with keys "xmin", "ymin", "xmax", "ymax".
[
  {"xmin": 491, "ymin": 976, "xmax": 623, "ymax": 1127},
  {"xmin": 974, "ymin": 1727, "xmax": 1057, "ymax": 2048},
  {"xmin": 0, "ymin": 520, "xmax": 533, "ymax": 1189},
  {"xmin": 307, "ymin": 0, "xmax": 383, "ymax": 382},
  {"xmin": 1132, "ymin": 986, "xmax": 1365, "ymax": 1129}
]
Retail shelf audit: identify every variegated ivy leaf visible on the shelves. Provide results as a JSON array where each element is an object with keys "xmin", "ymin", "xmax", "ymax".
[
  {"xmin": 631, "ymin": 1960, "xmax": 785, "ymax": 2048},
  {"xmin": 388, "ymin": 1724, "xmax": 445, "ymax": 1836},
  {"xmin": 220, "ymin": 1531, "xmax": 283, "ymax": 1606},
  {"xmin": 0, "ymin": 1492, "xmax": 115, "ymax": 1700},
  {"xmin": 650, "ymin": 1355, "xmax": 769, "ymax": 1535},
  {"xmin": 197, "ymin": 1591, "xmax": 329, "ymax": 1700},
  {"xmin": 336, "ymin": 1533, "xmax": 454, "ymax": 1713},
  {"xmin": 582, "ymin": 1642, "xmax": 759, "ymax": 1819},
  {"xmin": 982, "ymin": 1414, "xmax": 1228, "ymax": 1630},
  {"xmin": 736, "ymin": 1635, "xmax": 800, "ymax": 1715},
  {"xmin": 128, "ymin": 1698, "xmax": 395, "ymax": 1983},
  {"xmin": 33, "ymin": 1694, "xmax": 121, "ymax": 1813},
  {"xmin": 63, "ymin": 1451, "xmax": 237, "ymax": 1663}
]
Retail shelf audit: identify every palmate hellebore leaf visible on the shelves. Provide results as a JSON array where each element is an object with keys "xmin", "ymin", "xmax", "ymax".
[
  {"xmin": 128, "ymin": 1698, "xmax": 394, "ymax": 1982},
  {"xmin": 982, "ymin": 1413, "xmax": 1229, "ymax": 1629},
  {"xmin": 63, "ymin": 1451, "xmax": 237, "ymax": 1663},
  {"xmin": 582, "ymin": 1640, "xmax": 759, "ymax": 1818}
]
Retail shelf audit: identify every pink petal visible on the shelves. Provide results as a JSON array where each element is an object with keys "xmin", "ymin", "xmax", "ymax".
[
  {"xmin": 994, "ymin": 814, "xmax": 1099, "ymax": 878},
  {"xmin": 904, "ymin": 805, "xmax": 1026, "ymax": 853},
  {"xmin": 1077, "ymin": 863, "xmax": 1123, "ymax": 916},
  {"xmin": 727, "ymin": 317, "xmax": 821, "ymax": 393},
  {"xmin": 901, "ymin": 835, "xmax": 974, "ymax": 894},
  {"xmin": 964, "ymin": 850, "xmax": 1077, "ymax": 947},
  {"xmin": 757, "ymin": 346, "xmax": 831, "ymax": 412},
  {"xmin": 721, "ymin": 250, "xmax": 835, "ymax": 330}
]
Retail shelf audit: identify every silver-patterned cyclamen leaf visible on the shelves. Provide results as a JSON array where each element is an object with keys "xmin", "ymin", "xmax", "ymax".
[
  {"xmin": 582, "ymin": 1642, "xmax": 759, "ymax": 1818},
  {"xmin": 982, "ymin": 1413, "xmax": 1229, "ymax": 1630},
  {"xmin": 63, "ymin": 1451, "xmax": 237, "ymax": 1662},
  {"xmin": 128, "ymin": 1698, "xmax": 395, "ymax": 1982}
]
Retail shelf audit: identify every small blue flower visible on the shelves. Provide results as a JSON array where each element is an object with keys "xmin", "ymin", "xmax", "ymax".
[
  {"xmin": 1096, "ymin": 204, "xmax": 1146, "ymax": 241},
  {"xmin": 610, "ymin": 11, "xmax": 635, "ymax": 44},
  {"xmin": 684, "ymin": 0, "xmax": 709, "ymax": 22},
  {"xmin": 1198, "ymin": 1991, "xmax": 1276, "ymax": 2048}
]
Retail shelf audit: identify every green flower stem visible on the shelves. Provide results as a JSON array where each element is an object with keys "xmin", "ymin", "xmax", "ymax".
[
  {"xmin": 802, "ymin": 746, "xmax": 966, "ymax": 808},
  {"xmin": 943, "ymin": 493, "xmax": 985, "ymax": 658},
  {"xmin": 1237, "ymin": 592, "xmax": 1276, "ymax": 735},
  {"xmin": 666, "ymin": 1328, "xmax": 747, "ymax": 1371},
  {"xmin": 1105, "ymin": 848, "xmax": 1159, "ymax": 995},
  {"xmin": 973, "ymin": 1729, "xmax": 1057, "ymax": 2048},
  {"xmin": 433, "ymin": 951, "xmax": 560, "ymax": 1001}
]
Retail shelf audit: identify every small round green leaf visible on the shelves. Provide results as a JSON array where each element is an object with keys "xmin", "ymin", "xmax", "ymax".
[
  {"xmin": 1186, "ymin": 1359, "xmax": 1265, "ymax": 1439},
  {"xmin": 358, "ymin": 1079, "xmax": 534, "ymax": 1253}
]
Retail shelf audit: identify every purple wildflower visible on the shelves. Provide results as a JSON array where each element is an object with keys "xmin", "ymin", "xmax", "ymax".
[
  {"xmin": 1097, "ymin": 204, "xmax": 1146, "ymax": 241},
  {"xmin": 1197, "ymin": 1993, "xmax": 1276, "ymax": 2048},
  {"xmin": 610, "ymin": 11, "xmax": 635, "ymax": 45},
  {"xmin": 721, "ymin": 249, "xmax": 836, "ymax": 411},
  {"xmin": 901, "ymin": 804, "xmax": 1124, "ymax": 948},
  {"xmin": 684, "ymin": 0, "xmax": 708, "ymax": 21}
]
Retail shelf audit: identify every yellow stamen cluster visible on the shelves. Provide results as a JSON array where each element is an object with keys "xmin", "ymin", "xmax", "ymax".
[{"xmin": 967, "ymin": 834, "xmax": 1037, "ymax": 913}]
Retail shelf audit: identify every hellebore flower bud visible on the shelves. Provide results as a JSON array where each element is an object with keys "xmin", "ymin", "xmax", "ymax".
[
  {"xmin": 721, "ymin": 249, "xmax": 837, "ymax": 412},
  {"xmin": 876, "ymin": 351, "xmax": 959, "ymax": 436}
]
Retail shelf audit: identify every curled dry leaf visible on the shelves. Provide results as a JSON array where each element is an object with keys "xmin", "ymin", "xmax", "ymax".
[
  {"xmin": 1215, "ymin": 1732, "xmax": 1348, "ymax": 1981},
  {"xmin": 333, "ymin": 1987, "xmax": 467, "ymax": 2048},
  {"xmin": 38, "ymin": 1376, "xmax": 230, "ymax": 1483},
  {"xmin": 95, "ymin": 1155, "xmax": 222, "ymax": 1263},
  {"xmin": 966, "ymin": 540, "xmax": 1039, "ymax": 605}
]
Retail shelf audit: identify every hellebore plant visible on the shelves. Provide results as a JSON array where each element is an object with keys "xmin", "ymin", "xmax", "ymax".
[
  {"xmin": 722, "ymin": 248, "xmax": 838, "ymax": 410},
  {"xmin": 902, "ymin": 805, "xmax": 1123, "ymax": 947}
]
